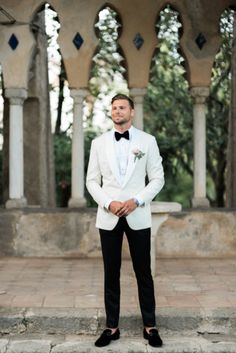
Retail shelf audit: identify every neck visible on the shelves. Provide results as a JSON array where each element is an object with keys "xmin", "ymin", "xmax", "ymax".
[{"xmin": 114, "ymin": 123, "xmax": 132, "ymax": 132}]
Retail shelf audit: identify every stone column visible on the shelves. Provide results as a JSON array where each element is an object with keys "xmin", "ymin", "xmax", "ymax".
[
  {"xmin": 191, "ymin": 87, "xmax": 210, "ymax": 208},
  {"xmin": 24, "ymin": 9, "xmax": 56, "ymax": 207},
  {"xmin": 130, "ymin": 88, "xmax": 147, "ymax": 130},
  {"xmin": 68, "ymin": 89, "xmax": 88, "ymax": 208},
  {"xmin": 5, "ymin": 88, "xmax": 27, "ymax": 208}
]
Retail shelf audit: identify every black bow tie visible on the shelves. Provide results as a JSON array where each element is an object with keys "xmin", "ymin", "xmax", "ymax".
[{"xmin": 115, "ymin": 130, "xmax": 129, "ymax": 141}]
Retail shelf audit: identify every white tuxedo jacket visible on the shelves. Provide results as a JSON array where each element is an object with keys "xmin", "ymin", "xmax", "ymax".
[{"xmin": 86, "ymin": 127, "xmax": 164, "ymax": 230}]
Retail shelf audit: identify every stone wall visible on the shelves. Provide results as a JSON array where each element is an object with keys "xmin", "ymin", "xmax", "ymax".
[
  {"xmin": 0, "ymin": 208, "xmax": 236, "ymax": 258},
  {"xmin": 156, "ymin": 210, "xmax": 236, "ymax": 258}
]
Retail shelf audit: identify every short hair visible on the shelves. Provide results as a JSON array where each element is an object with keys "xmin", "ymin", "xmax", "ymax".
[{"xmin": 111, "ymin": 94, "xmax": 134, "ymax": 109}]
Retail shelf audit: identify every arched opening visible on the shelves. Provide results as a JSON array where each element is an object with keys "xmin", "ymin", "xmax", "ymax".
[
  {"xmin": 85, "ymin": 4, "xmax": 128, "ymax": 206},
  {"xmin": 44, "ymin": 3, "xmax": 72, "ymax": 207},
  {"xmin": 144, "ymin": 4, "xmax": 192, "ymax": 208},
  {"xmin": 26, "ymin": 3, "xmax": 71, "ymax": 207},
  {"xmin": 88, "ymin": 4, "xmax": 128, "ymax": 129},
  {"xmin": 25, "ymin": 2, "xmax": 55, "ymax": 207},
  {"xmin": 207, "ymin": 8, "xmax": 234, "ymax": 207}
]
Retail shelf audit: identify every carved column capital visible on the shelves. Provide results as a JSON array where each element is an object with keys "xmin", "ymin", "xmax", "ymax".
[
  {"xmin": 190, "ymin": 87, "xmax": 209, "ymax": 104},
  {"xmin": 70, "ymin": 88, "xmax": 88, "ymax": 104},
  {"xmin": 129, "ymin": 88, "xmax": 147, "ymax": 130},
  {"xmin": 5, "ymin": 88, "xmax": 28, "ymax": 105},
  {"xmin": 130, "ymin": 87, "xmax": 147, "ymax": 103}
]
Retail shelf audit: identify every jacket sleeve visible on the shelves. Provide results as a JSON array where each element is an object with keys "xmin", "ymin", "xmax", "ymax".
[
  {"xmin": 86, "ymin": 139, "xmax": 112, "ymax": 208},
  {"xmin": 135, "ymin": 136, "xmax": 164, "ymax": 205}
]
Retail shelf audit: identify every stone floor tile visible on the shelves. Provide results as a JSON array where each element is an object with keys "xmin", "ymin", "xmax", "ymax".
[
  {"xmin": 11, "ymin": 295, "xmax": 44, "ymax": 308},
  {"xmin": 173, "ymin": 285, "xmax": 201, "ymax": 292},
  {"xmin": 156, "ymin": 295, "xmax": 169, "ymax": 306},
  {"xmin": 166, "ymin": 295, "xmax": 201, "ymax": 307},
  {"xmin": 43, "ymin": 295, "xmax": 75, "ymax": 308},
  {"xmin": 227, "ymin": 296, "xmax": 236, "ymax": 305},
  {"xmin": 196, "ymin": 295, "xmax": 232, "ymax": 308},
  {"xmin": 74, "ymin": 295, "xmax": 103, "ymax": 308},
  {"xmin": 0, "ymin": 294, "xmax": 14, "ymax": 306},
  {"xmin": 0, "ymin": 257, "xmax": 236, "ymax": 312}
]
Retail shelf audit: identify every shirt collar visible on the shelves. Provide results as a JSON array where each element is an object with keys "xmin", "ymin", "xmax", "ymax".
[{"xmin": 113, "ymin": 126, "xmax": 133, "ymax": 141}]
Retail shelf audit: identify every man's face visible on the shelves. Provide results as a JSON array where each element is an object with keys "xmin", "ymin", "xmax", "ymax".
[{"xmin": 111, "ymin": 99, "xmax": 134, "ymax": 126}]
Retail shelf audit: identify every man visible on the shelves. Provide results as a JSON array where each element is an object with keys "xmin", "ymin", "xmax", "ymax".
[{"xmin": 86, "ymin": 93, "xmax": 164, "ymax": 348}]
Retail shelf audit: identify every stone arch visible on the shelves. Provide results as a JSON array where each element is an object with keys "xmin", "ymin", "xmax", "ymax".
[
  {"xmin": 117, "ymin": 2, "xmax": 158, "ymax": 88},
  {"xmin": 27, "ymin": 2, "xmax": 62, "ymax": 84},
  {"xmin": 55, "ymin": 2, "xmax": 98, "ymax": 89},
  {"xmin": 176, "ymin": 1, "xmax": 222, "ymax": 88},
  {"xmin": 0, "ymin": 25, "xmax": 34, "ymax": 89}
]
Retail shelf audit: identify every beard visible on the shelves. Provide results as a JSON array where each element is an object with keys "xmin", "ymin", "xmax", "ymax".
[{"xmin": 112, "ymin": 116, "xmax": 131, "ymax": 125}]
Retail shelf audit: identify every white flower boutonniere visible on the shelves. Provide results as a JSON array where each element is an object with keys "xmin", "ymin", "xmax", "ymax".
[{"xmin": 132, "ymin": 148, "xmax": 145, "ymax": 162}]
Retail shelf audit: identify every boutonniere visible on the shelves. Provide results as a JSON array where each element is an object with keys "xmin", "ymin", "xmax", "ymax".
[{"xmin": 132, "ymin": 148, "xmax": 145, "ymax": 162}]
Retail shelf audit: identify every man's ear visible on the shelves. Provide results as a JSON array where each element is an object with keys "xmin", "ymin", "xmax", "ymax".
[{"xmin": 131, "ymin": 108, "xmax": 135, "ymax": 118}]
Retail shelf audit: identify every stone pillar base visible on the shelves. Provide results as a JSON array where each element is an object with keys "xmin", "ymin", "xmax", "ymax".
[
  {"xmin": 5, "ymin": 197, "xmax": 27, "ymax": 209},
  {"xmin": 68, "ymin": 197, "xmax": 86, "ymax": 208},
  {"xmin": 192, "ymin": 197, "xmax": 210, "ymax": 208}
]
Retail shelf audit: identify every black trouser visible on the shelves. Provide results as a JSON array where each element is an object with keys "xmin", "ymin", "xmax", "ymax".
[{"xmin": 99, "ymin": 217, "xmax": 156, "ymax": 328}]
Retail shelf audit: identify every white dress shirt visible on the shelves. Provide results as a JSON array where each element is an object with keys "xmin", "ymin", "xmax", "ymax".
[
  {"xmin": 114, "ymin": 126, "xmax": 133, "ymax": 185},
  {"xmin": 104, "ymin": 126, "xmax": 144, "ymax": 210}
]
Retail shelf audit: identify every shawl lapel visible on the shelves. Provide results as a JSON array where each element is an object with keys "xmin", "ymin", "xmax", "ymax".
[
  {"xmin": 121, "ymin": 127, "xmax": 141, "ymax": 188},
  {"xmin": 105, "ymin": 130, "xmax": 120, "ymax": 184}
]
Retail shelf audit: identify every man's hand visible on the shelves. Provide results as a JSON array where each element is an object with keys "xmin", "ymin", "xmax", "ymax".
[
  {"xmin": 116, "ymin": 199, "xmax": 137, "ymax": 217},
  {"xmin": 109, "ymin": 201, "xmax": 123, "ymax": 216}
]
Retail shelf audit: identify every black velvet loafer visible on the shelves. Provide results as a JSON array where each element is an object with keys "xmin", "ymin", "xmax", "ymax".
[
  {"xmin": 95, "ymin": 328, "xmax": 120, "ymax": 347},
  {"xmin": 143, "ymin": 328, "xmax": 163, "ymax": 347}
]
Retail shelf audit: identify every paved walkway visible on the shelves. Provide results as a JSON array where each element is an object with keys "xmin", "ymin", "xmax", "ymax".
[
  {"xmin": 1, "ymin": 257, "xmax": 236, "ymax": 352},
  {"xmin": 1, "ymin": 257, "xmax": 236, "ymax": 310}
]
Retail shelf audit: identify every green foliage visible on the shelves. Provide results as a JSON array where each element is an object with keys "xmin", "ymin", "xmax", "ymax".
[
  {"xmin": 89, "ymin": 7, "xmax": 128, "ymax": 118},
  {"xmin": 206, "ymin": 9, "xmax": 233, "ymax": 206},
  {"xmin": 84, "ymin": 124, "xmax": 101, "ymax": 207},
  {"xmin": 53, "ymin": 124, "xmax": 100, "ymax": 207},
  {"xmin": 144, "ymin": 6, "xmax": 193, "ymax": 208},
  {"xmin": 54, "ymin": 133, "xmax": 72, "ymax": 207},
  {"xmin": 144, "ymin": 6, "xmax": 233, "ymax": 208}
]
